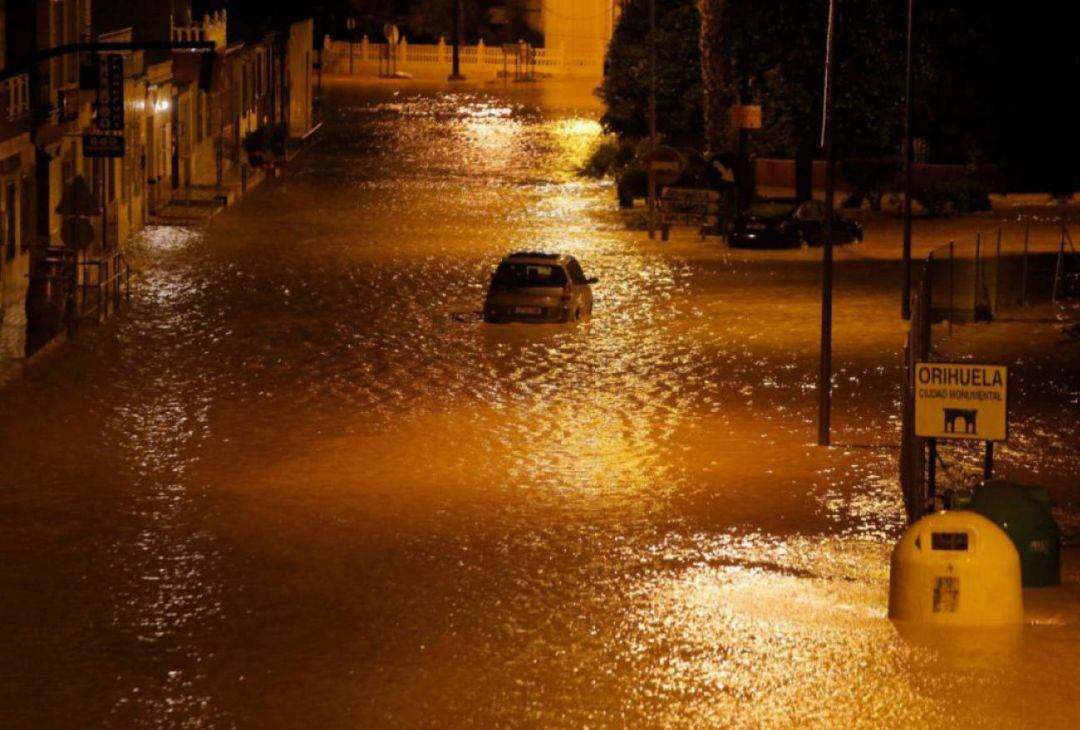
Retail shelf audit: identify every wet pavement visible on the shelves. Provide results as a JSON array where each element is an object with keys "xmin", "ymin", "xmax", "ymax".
[{"xmin": 1, "ymin": 79, "xmax": 1079, "ymax": 728}]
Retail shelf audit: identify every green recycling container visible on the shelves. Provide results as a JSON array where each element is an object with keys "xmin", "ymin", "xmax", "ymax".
[{"xmin": 965, "ymin": 480, "xmax": 1061, "ymax": 587}]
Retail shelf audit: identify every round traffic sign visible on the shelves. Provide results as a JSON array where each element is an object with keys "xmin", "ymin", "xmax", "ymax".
[
  {"xmin": 644, "ymin": 146, "xmax": 685, "ymax": 186},
  {"xmin": 384, "ymin": 23, "xmax": 400, "ymax": 44}
]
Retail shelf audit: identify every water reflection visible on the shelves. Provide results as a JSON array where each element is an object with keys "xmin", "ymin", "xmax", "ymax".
[{"xmin": 0, "ymin": 79, "xmax": 1077, "ymax": 727}]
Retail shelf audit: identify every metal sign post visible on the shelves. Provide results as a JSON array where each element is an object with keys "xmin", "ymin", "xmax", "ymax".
[
  {"xmin": 901, "ymin": 0, "xmax": 916, "ymax": 320},
  {"xmin": 644, "ymin": 148, "xmax": 685, "ymax": 242},
  {"xmin": 817, "ymin": 0, "xmax": 838, "ymax": 446},
  {"xmin": 448, "ymin": 1, "xmax": 465, "ymax": 80},
  {"xmin": 502, "ymin": 43, "xmax": 515, "ymax": 80},
  {"xmin": 382, "ymin": 24, "xmax": 400, "ymax": 78},
  {"xmin": 346, "ymin": 18, "xmax": 357, "ymax": 75},
  {"xmin": 647, "ymin": 0, "xmax": 657, "ymax": 239}
]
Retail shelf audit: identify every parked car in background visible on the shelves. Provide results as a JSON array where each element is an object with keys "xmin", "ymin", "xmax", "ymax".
[
  {"xmin": 484, "ymin": 253, "xmax": 597, "ymax": 323},
  {"xmin": 729, "ymin": 198, "xmax": 863, "ymax": 249}
]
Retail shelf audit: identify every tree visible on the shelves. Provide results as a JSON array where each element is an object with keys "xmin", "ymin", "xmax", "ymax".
[
  {"xmin": 698, "ymin": 0, "xmax": 730, "ymax": 155},
  {"xmin": 598, "ymin": 0, "xmax": 703, "ymax": 145},
  {"xmin": 697, "ymin": 0, "xmax": 904, "ymax": 201}
]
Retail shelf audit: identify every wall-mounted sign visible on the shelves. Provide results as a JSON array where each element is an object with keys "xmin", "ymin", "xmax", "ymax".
[
  {"xmin": 83, "ymin": 133, "xmax": 125, "ymax": 158},
  {"xmin": 96, "ymin": 55, "xmax": 124, "ymax": 131},
  {"xmin": 914, "ymin": 362, "xmax": 1008, "ymax": 442}
]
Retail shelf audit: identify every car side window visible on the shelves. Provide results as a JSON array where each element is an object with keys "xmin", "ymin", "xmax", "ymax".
[
  {"xmin": 795, "ymin": 201, "xmax": 826, "ymax": 221},
  {"xmin": 566, "ymin": 259, "xmax": 588, "ymax": 285}
]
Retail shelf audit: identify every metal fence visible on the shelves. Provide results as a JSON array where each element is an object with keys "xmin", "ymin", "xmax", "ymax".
[
  {"xmin": 900, "ymin": 222, "xmax": 1078, "ymax": 523},
  {"xmin": 323, "ymin": 39, "xmax": 602, "ymax": 77},
  {"xmin": 925, "ymin": 222, "xmax": 1078, "ymax": 333}
]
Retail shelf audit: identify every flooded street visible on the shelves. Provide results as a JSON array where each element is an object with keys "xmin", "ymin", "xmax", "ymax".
[{"xmin": 1, "ymin": 79, "xmax": 1078, "ymax": 727}]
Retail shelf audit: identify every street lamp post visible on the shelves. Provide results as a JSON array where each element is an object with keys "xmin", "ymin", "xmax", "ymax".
[
  {"xmin": 347, "ymin": 18, "xmax": 356, "ymax": 75},
  {"xmin": 818, "ymin": 0, "xmax": 838, "ymax": 447},
  {"xmin": 449, "ymin": 0, "xmax": 465, "ymax": 80},
  {"xmin": 901, "ymin": 0, "xmax": 915, "ymax": 320},
  {"xmin": 647, "ymin": 0, "xmax": 657, "ymax": 239}
]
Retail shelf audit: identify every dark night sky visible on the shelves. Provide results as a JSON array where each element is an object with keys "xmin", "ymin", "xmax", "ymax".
[{"xmin": 990, "ymin": 3, "xmax": 1080, "ymax": 187}]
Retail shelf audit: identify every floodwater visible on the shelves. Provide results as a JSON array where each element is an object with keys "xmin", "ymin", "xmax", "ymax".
[{"xmin": 1, "ymin": 79, "xmax": 1078, "ymax": 728}]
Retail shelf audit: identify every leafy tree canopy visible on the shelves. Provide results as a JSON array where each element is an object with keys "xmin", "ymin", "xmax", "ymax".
[
  {"xmin": 598, "ymin": 0, "xmax": 704, "ymax": 145},
  {"xmin": 703, "ymin": 0, "xmax": 904, "ymax": 160}
]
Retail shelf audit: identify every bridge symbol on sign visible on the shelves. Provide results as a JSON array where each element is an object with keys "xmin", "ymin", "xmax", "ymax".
[
  {"xmin": 943, "ymin": 408, "xmax": 977, "ymax": 435},
  {"xmin": 914, "ymin": 362, "xmax": 1008, "ymax": 442}
]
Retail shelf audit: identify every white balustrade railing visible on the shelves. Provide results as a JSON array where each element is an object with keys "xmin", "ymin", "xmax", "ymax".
[{"xmin": 324, "ymin": 38, "xmax": 600, "ymax": 76}]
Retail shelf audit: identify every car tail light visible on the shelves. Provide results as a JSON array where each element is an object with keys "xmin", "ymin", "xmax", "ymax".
[{"xmin": 561, "ymin": 282, "xmax": 572, "ymax": 301}]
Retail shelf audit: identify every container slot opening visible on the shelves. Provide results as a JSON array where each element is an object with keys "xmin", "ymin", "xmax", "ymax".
[{"xmin": 931, "ymin": 532, "xmax": 970, "ymax": 551}]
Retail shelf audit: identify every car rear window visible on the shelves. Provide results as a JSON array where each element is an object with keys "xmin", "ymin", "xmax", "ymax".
[
  {"xmin": 747, "ymin": 200, "xmax": 796, "ymax": 219},
  {"xmin": 493, "ymin": 263, "xmax": 568, "ymax": 288}
]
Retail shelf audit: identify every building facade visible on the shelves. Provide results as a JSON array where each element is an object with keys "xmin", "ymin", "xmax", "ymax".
[
  {"xmin": 538, "ymin": 0, "xmax": 617, "ymax": 71},
  {"xmin": 0, "ymin": 0, "xmax": 317, "ymax": 367}
]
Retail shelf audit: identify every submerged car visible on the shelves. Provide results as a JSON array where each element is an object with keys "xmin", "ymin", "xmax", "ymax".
[
  {"xmin": 729, "ymin": 198, "xmax": 863, "ymax": 249},
  {"xmin": 484, "ymin": 252, "xmax": 597, "ymax": 323}
]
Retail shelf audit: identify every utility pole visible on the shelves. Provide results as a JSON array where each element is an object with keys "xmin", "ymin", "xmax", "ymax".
[
  {"xmin": 818, "ymin": 0, "xmax": 838, "ymax": 447},
  {"xmin": 449, "ymin": 0, "xmax": 465, "ymax": 80},
  {"xmin": 901, "ymin": 0, "xmax": 915, "ymax": 320},
  {"xmin": 647, "ymin": 0, "xmax": 657, "ymax": 239},
  {"xmin": 347, "ymin": 18, "xmax": 356, "ymax": 75},
  {"xmin": 734, "ymin": 6, "xmax": 751, "ymax": 216}
]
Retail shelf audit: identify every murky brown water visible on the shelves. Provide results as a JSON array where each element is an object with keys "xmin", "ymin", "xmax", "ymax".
[{"xmin": 1, "ymin": 79, "xmax": 1078, "ymax": 728}]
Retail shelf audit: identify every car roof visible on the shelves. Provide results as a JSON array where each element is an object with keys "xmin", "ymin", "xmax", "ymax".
[
  {"xmin": 502, "ymin": 251, "xmax": 572, "ymax": 266},
  {"xmin": 744, "ymin": 198, "xmax": 798, "ymax": 217}
]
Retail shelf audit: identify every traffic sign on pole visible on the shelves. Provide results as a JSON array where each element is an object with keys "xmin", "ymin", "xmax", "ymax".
[
  {"xmin": 644, "ymin": 147, "xmax": 684, "ymax": 187},
  {"xmin": 732, "ymin": 104, "xmax": 762, "ymax": 129}
]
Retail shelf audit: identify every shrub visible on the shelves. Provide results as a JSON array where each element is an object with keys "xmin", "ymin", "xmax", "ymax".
[
  {"xmin": 600, "ymin": 0, "xmax": 703, "ymax": 142},
  {"xmin": 580, "ymin": 136, "xmax": 638, "ymax": 178},
  {"xmin": 951, "ymin": 179, "xmax": 993, "ymax": 212},
  {"xmin": 616, "ymin": 165, "xmax": 648, "ymax": 207},
  {"xmin": 913, "ymin": 179, "xmax": 992, "ymax": 216}
]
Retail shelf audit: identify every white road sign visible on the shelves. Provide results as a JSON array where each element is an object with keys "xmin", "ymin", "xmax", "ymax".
[
  {"xmin": 914, "ymin": 362, "xmax": 1008, "ymax": 442},
  {"xmin": 661, "ymin": 188, "xmax": 720, "ymax": 202},
  {"xmin": 661, "ymin": 212, "xmax": 719, "ymax": 227},
  {"xmin": 659, "ymin": 187, "xmax": 720, "ymax": 228}
]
